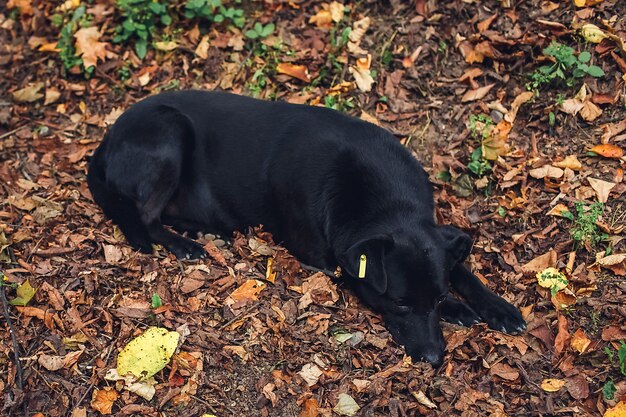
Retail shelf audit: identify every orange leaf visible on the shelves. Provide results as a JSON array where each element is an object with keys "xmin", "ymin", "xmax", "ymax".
[
  {"xmin": 589, "ymin": 143, "xmax": 625, "ymax": 159},
  {"xmin": 570, "ymin": 328, "xmax": 591, "ymax": 354},
  {"xmin": 227, "ymin": 279, "xmax": 266, "ymax": 304},
  {"xmin": 276, "ymin": 63, "xmax": 311, "ymax": 83},
  {"xmin": 554, "ymin": 314, "xmax": 569, "ymax": 353},
  {"xmin": 90, "ymin": 387, "xmax": 119, "ymax": 415}
]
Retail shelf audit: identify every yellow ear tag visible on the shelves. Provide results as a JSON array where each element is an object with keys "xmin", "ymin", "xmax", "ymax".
[{"xmin": 358, "ymin": 254, "xmax": 367, "ymax": 278}]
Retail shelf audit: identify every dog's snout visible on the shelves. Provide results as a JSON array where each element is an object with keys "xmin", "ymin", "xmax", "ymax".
[{"xmin": 420, "ymin": 350, "xmax": 444, "ymax": 368}]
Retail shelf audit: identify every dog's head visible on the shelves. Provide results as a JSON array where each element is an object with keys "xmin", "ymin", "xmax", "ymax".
[{"xmin": 338, "ymin": 224, "xmax": 472, "ymax": 367}]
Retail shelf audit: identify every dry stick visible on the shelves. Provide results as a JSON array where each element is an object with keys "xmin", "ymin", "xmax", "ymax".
[{"xmin": 1, "ymin": 249, "xmax": 27, "ymax": 417}]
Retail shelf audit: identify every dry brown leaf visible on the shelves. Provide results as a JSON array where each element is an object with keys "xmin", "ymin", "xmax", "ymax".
[
  {"xmin": 570, "ymin": 328, "xmax": 591, "ymax": 354},
  {"xmin": 504, "ymin": 91, "xmax": 534, "ymax": 123},
  {"xmin": 554, "ymin": 155, "xmax": 582, "ymax": 170},
  {"xmin": 554, "ymin": 314, "xmax": 569, "ymax": 354},
  {"xmin": 349, "ymin": 66, "xmax": 374, "ymax": 92},
  {"xmin": 300, "ymin": 398, "xmax": 320, "ymax": 417},
  {"xmin": 595, "ymin": 253, "xmax": 626, "ymax": 275},
  {"xmin": 299, "ymin": 272, "xmax": 339, "ymax": 309},
  {"xmin": 38, "ymin": 350, "xmax": 83, "ymax": 371},
  {"xmin": 276, "ymin": 63, "xmax": 311, "ymax": 83},
  {"xmin": 74, "ymin": 27, "xmax": 108, "ymax": 68},
  {"xmin": 461, "ymin": 83, "xmax": 495, "ymax": 102},
  {"xmin": 482, "ymin": 120, "xmax": 511, "ymax": 160},
  {"xmin": 547, "ymin": 203, "xmax": 572, "ymax": 218},
  {"xmin": 298, "ymin": 363, "xmax": 323, "ymax": 386},
  {"xmin": 223, "ymin": 345, "xmax": 250, "ymax": 361},
  {"xmin": 529, "ymin": 165, "xmax": 564, "ymax": 179},
  {"xmin": 12, "ymin": 82, "xmax": 44, "ymax": 103},
  {"xmin": 489, "ymin": 362, "xmax": 519, "ymax": 381},
  {"xmin": 588, "ymin": 177, "xmax": 616, "ymax": 203},
  {"xmin": 600, "ymin": 119, "xmax": 626, "ymax": 143},
  {"xmin": 602, "ymin": 326, "xmax": 626, "ymax": 341},
  {"xmin": 195, "ymin": 35, "xmax": 210, "ymax": 59},
  {"xmin": 329, "ymin": 1, "xmax": 345, "ymax": 22},
  {"xmin": 522, "ymin": 250, "xmax": 557, "ymax": 274},
  {"xmin": 90, "ymin": 387, "xmax": 119, "ymax": 415}
]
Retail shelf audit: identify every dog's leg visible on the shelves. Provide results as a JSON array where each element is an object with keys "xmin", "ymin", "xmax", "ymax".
[
  {"xmin": 440, "ymin": 296, "xmax": 481, "ymax": 327},
  {"xmin": 450, "ymin": 264, "xmax": 526, "ymax": 334}
]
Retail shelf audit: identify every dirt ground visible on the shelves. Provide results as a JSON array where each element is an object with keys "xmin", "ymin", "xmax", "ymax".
[{"xmin": 1, "ymin": 0, "xmax": 626, "ymax": 416}]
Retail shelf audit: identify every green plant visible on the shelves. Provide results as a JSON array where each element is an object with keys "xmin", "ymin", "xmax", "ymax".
[
  {"xmin": 605, "ymin": 341, "xmax": 626, "ymax": 376},
  {"xmin": 184, "ymin": 0, "xmax": 245, "ymax": 28},
  {"xmin": 527, "ymin": 41, "xmax": 604, "ymax": 90},
  {"xmin": 570, "ymin": 201, "xmax": 607, "ymax": 249},
  {"xmin": 323, "ymin": 94, "xmax": 355, "ymax": 113},
  {"xmin": 151, "ymin": 293, "xmax": 162, "ymax": 309},
  {"xmin": 245, "ymin": 22, "xmax": 275, "ymax": 40},
  {"xmin": 469, "ymin": 114, "xmax": 495, "ymax": 140},
  {"xmin": 117, "ymin": 65, "xmax": 131, "ymax": 81},
  {"xmin": 54, "ymin": 5, "xmax": 88, "ymax": 72},
  {"xmin": 467, "ymin": 147, "xmax": 492, "ymax": 177},
  {"xmin": 603, "ymin": 379, "xmax": 616, "ymax": 401},
  {"xmin": 114, "ymin": 0, "xmax": 172, "ymax": 59}
]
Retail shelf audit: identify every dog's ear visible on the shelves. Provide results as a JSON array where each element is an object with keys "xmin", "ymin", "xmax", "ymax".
[
  {"xmin": 338, "ymin": 235, "xmax": 393, "ymax": 294},
  {"xmin": 439, "ymin": 225, "xmax": 473, "ymax": 264}
]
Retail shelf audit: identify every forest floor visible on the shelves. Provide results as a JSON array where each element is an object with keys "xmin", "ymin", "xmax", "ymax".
[{"xmin": 1, "ymin": 0, "xmax": 626, "ymax": 416}]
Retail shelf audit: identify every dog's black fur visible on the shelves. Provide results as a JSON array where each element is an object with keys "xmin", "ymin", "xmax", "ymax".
[{"xmin": 88, "ymin": 91, "xmax": 526, "ymax": 366}]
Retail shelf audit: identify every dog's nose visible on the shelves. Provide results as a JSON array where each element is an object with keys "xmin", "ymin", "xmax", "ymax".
[{"xmin": 420, "ymin": 351, "xmax": 444, "ymax": 368}]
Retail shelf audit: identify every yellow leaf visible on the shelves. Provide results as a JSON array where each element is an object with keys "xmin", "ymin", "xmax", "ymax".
[
  {"xmin": 309, "ymin": 9, "xmax": 333, "ymax": 29},
  {"xmin": 547, "ymin": 203, "xmax": 572, "ymax": 218},
  {"xmin": 580, "ymin": 24, "xmax": 608, "ymax": 43},
  {"xmin": 74, "ymin": 26, "xmax": 108, "ymax": 68},
  {"xmin": 536, "ymin": 267, "xmax": 568, "ymax": 292},
  {"xmin": 154, "ymin": 41, "xmax": 178, "ymax": 51},
  {"xmin": 541, "ymin": 378, "xmax": 566, "ymax": 392},
  {"xmin": 10, "ymin": 279, "xmax": 36, "ymax": 306},
  {"xmin": 604, "ymin": 401, "xmax": 626, "ymax": 417},
  {"xmin": 590, "ymin": 143, "xmax": 625, "ymax": 159},
  {"xmin": 265, "ymin": 258, "xmax": 276, "ymax": 283},
  {"xmin": 349, "ymin": 66, "xmax": 374, "ymax": 92},
  {"xmin": 329, "ymin": 1, "xmax": 345, "ymax": 22},
  {"xmin": 116, "ymin": 327, "xmax": 180, "ymax": 379}
]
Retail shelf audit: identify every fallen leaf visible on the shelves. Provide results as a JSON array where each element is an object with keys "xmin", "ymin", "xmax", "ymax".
[
  {"xmin": 600, "ymin": 119, "xmax": 626, "ymax": 143},
  {"xmin": 298, "ymin": 272, "xmax": 339, "ymax": 309},
  {"xmin": 90, "ymin": 387, "xmax": 119, "ymax": 415},
  {"xmin": 329, "ymin": 1, "xmax": 345, "ymax": 22},
  {"xmin": 566, "ymin": 374, "xmax": 590, "ymax": 400},
  {"xmin": 12, "ymin": 82, "xmax": 44, "ymax": 103},
  {"xmin": 482, "ymin": 120, "xmax": 511, "ymax": 160},
  {"xmin": 588, "ymin": 177, "xmax": 616, "ymax": 203},
  {"xmin": 195, "ymin": 35, "xmax": 210, "ymax": 59},
  {"xmin": 536, "ymin": 267, "xmax": 568, "ymax": 294},
  {"xmin": 223, "ymin": 345, "xmax": 250, "ymax": 361},
  {"xmin": 580, "ymin": 23, "xmax": 608, "ymax": 43},
  {"xmin": 333, "ymin": 393, "xmax": 360, "ymax": 416},
  {"xmin": 504, "ymin": 91, "xmax": 534, "ymax": 123},
  {"xmin": 116, "ymin": 327, "xmax": 180, "ymax": 379},
  {"xmin": 489, "ymin": 362, "xmax": 519, "ymax": 381},
  {"xmin": 74, "ymin": 26, "xmax": 108, "ymax": 68},
  {"xmin": 602, "ymin": 326, "xmax": 626, "ymax": 341},
  {"xmin": 298, "ymin": 363, "xmax": 323, "ymax": 387},
  {"xmin": 522, "ymin": 250, "xmax": 557, "ymax": 274},
  {"xmin": 349, "ymin": 66, "xmax": 374, "ymax": 92},
  {"xmin": 554, "ymin": 314, "xmax": 569, "ymax": 353},
  {"xmin": 300, "ymin": 398, "xmax": 320, "ymax": 417},
  {"xmin": 570, "ymin": 328, "xmax": 591, "ymax": 354},
  {"xmin": 38, "ymin": 350, "xmax": 83, "ymax": 371},
  {"xmin": 604, "ymin": 400, "xmax": 626, "ymax": 417},
  {"xmin": 154, "ymin": 40, "xmax": 178, "ymax": 51},
  {"xmin": 554, "ymin": 155, "xmax": 582, "ymax": 170},
  {"xmin": 541, "ymin": 378, "xmax": 566, "ymax": 392},
  {"xmin": 547, "ymin": 203, "xmax": 572, "ymax": 218},
  {"xmin": 227, "ymin": 279, "xmax": 266, "ymax": 304},
  {"xmin": 529, "ymin": 165, "xmax": 564, "ymax": 179},
  {"xmin": 10, "ymin": 279, "xmax": 36, "ymax": 306},
  {"xmin": 590, "ymin": 143, "xmax": 625, "ymax": 159},
  {"xmin": 461, "ymin": 83, "xmax": 495, "ymax": 102},
  {"xmin": 277, "ymin": 63, "xmax": 311, "ymax": 83},
  {"xmin": 412, "ymin": 390, "xmax": 437, "ymax": 409},
  {"xmin": 309, "ymin": 9, "xmax": 333, "ymax": 29},
  {"xmin": 44, "ymin": 88, "xmax": 61, "ymax": 105}
]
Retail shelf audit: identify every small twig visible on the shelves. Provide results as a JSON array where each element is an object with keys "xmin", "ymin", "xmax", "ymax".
[
  {"xmin": 219, "ymin": 302, "xmax": 260, "ymax": 330},
  {"xmin": 0, "ymin": 268, "xmax": 26, "ymax": 416},
  {"xmin": 0, "ymin": 125, "xmax": 28, "ymax": 141}
]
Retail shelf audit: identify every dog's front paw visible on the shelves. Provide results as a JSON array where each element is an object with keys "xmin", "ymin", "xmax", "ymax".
[
  {"xmin": 168, "ymin": 238, "xmax": 207, "ymax": 260},
  {"xmin": 441, "ymin": 297, "xmax": 481, "ymax": 327},
  {"xmin": 475, "ymin": 295, "xmax": 526, "ymax": 334}
]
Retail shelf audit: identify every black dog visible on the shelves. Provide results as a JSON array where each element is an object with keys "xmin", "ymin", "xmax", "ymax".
[{"xmin": 88, "ymin": 91, "xmax": 525, "ymax": 366}]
